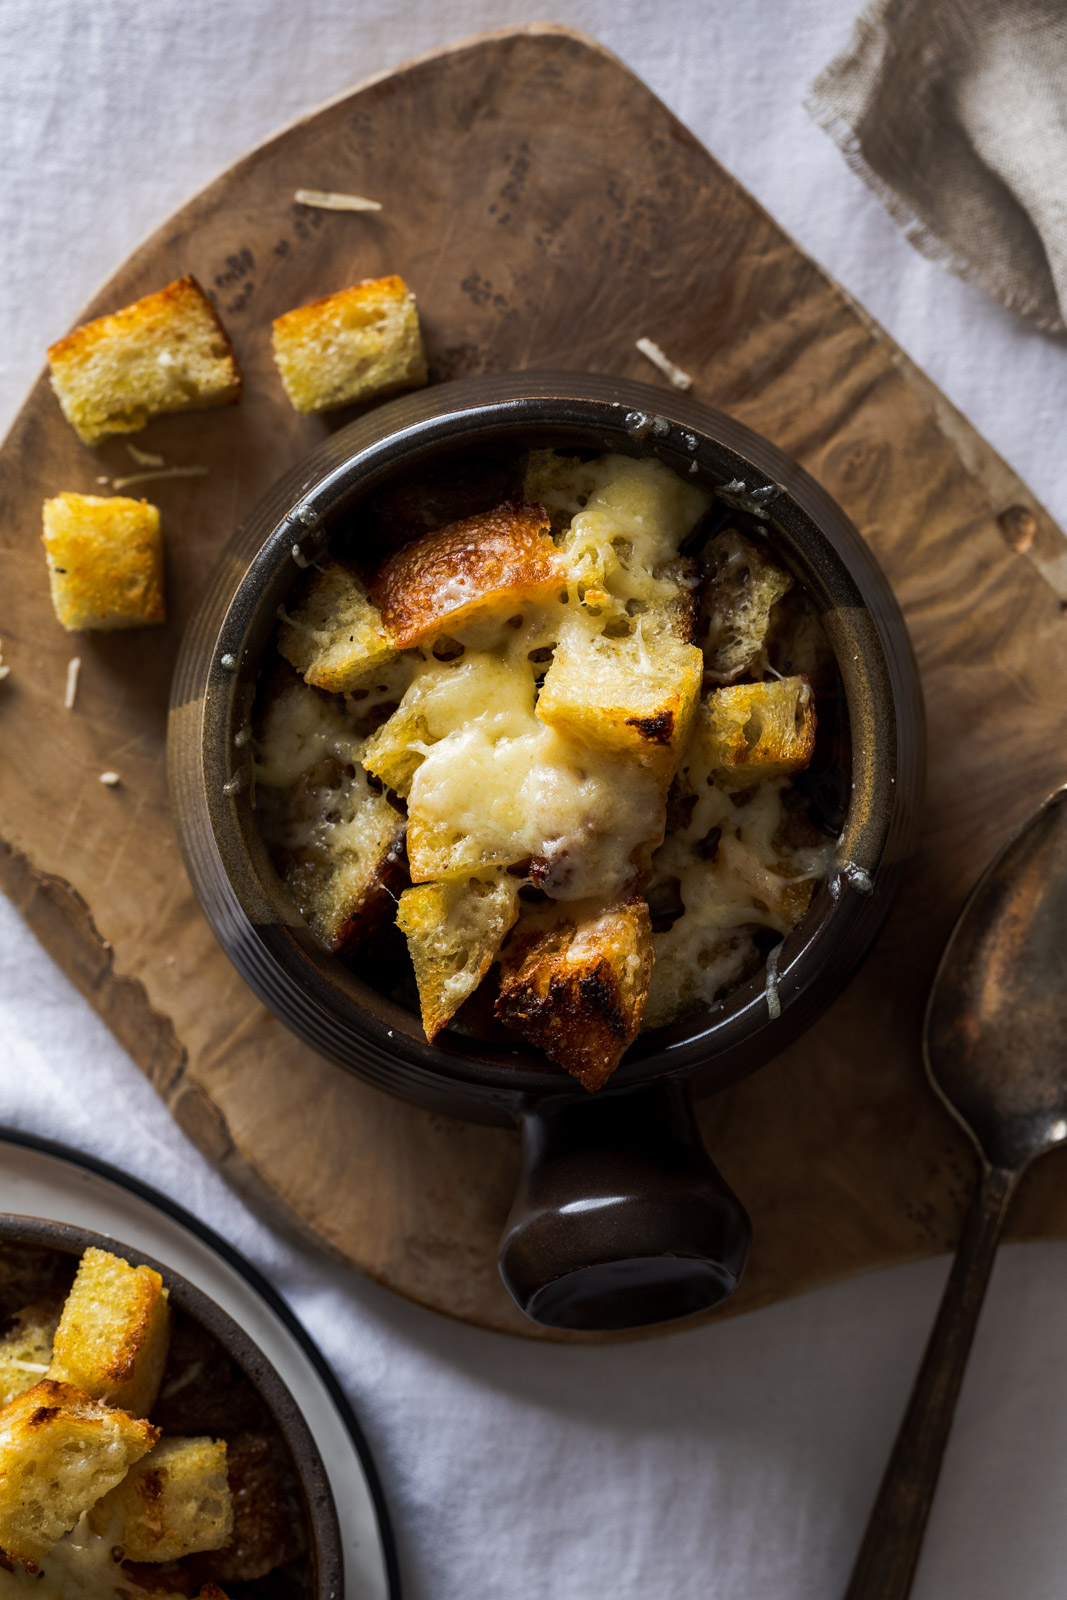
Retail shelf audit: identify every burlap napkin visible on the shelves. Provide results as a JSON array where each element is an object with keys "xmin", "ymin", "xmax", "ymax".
[{"xmin": 808, "ymin": 0, "xmax": 1067, "ymax": 332}]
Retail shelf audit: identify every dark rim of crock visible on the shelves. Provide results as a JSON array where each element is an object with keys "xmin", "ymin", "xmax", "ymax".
[{"xmin": 0, "ymin": 1215, "xmax": 342, "ymax": 1594}]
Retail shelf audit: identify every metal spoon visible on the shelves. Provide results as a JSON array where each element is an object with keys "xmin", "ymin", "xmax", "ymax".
[{"xmin": 845, "ymin": 783, "xmax": 1067, "ymax": 1600}]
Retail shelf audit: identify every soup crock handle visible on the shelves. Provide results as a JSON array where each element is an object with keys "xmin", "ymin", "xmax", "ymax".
[{"xmin": 497, "ymin": 1079, "xmax": 751, "ymax": 1331}]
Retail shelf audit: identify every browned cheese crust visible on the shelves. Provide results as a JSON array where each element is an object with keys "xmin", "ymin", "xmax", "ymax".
[
  {"xmin": 368, "ymin": 501, "xmax": 564, "ymax": 648},
  {"xmin": 495, "ymin": 898, "xmax": 654, "ymax": 1090}
]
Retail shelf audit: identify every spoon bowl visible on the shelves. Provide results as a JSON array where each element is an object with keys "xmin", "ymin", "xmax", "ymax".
[{"xmin": 925, "ymin": 783, "xmax": 1067, "ymax": 1172}]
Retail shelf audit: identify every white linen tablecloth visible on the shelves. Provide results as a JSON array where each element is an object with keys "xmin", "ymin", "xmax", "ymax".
[{"xmin": 3, "ymin": 4, "xmax": 1067, "ymax": 1597}]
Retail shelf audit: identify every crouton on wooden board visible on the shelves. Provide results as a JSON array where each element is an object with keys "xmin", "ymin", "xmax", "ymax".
[
  {"xmin": 42, "ymin": 493, "xmax": 165, "ymax": 631},
  {"xmin": 47, "ymin": 275, "xmax": 240, "ymax": 447},
  {"xmin": 271, "ymin": 274, "xmax": 426, "ymax": 413}
]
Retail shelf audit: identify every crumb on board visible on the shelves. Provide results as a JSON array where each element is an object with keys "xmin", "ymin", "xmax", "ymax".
[
  {"xmin": 112, "ymin": 465, "xmax": 207, "ymax": 491},
  {"xmin": 635, "ymin": 337, "xmax": 693, "ymax": 391},
  {"xmin": 126, "ymin": 443, "xmax": 165, "ymax": 468},
  {"xmin": 996, "ymin": 504, "xmax": 1037, "ymax": 554},
  {"xmin": 64, "ymin": 656, "xmax": 81, "ymax": 709},
  {"xmin": 0, "ymin": 642, "xmax": 9, "ymax": 683},
  {"xmin": 98, "ymin": 771, "xmax": 120, "ymax": 786},
  {"xmin": 294, "ymin": 188, "xmax": 382, "ymax": 212}
]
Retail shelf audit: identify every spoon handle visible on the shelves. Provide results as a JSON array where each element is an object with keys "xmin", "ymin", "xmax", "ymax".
[{"xmin": 844, "ymin": 1163, "xmax": 1016, "ymax": 1600}]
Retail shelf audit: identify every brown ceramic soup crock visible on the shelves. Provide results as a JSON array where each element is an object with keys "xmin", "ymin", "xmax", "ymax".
[
  {"xmin": 168, "ymin": 372, "xmax": 925, "ymax": 1332},
  {"xmin": 0, "ymin": 1215, "xmax": 341, "ymax": 1594}
]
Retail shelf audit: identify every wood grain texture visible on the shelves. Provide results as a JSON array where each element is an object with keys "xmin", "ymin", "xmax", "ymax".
[{"xmin": 2, "ymin": 25, "xmax": 1067, "ymax": 1342}]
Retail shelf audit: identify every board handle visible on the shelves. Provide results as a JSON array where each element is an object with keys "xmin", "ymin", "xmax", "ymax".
[{"xmin": 497, "ymin": 1081, "xmax": 751, "ymax": 1331}]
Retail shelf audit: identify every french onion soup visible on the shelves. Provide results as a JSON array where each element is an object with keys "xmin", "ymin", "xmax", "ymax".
[{"xmin": 253, "ymin": 449, "xmax": 844, "ymax": 1091}]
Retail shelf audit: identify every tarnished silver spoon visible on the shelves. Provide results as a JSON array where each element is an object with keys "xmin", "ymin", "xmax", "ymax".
[{"xmin": 845, "ymin": 783, "xmax": 1067, "ymax": 1600}]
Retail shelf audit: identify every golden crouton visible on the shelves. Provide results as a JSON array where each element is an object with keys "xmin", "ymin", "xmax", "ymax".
[
  {"xmin": 404, "ymin": 810, "xmax": 519, "ymax": 885},
  {"xmin": 49, "ymin": 1247, "xmax": 171, "ymax": 1417},
  {"xmin": 360, "ymin": 698, "xmax": 429, "ymax": 798},
  {"xmin": 654, "ymin": 555, "xmax": 701, "ymax": 643},
  {"xmin": 186, "ymin": 1432, "xmax": 304, "ymax": 1585},
  {"xmin": 279, "ymin": 777, "xmax": 405, "ymax": 953},
  {"xmin": 536, "ymin": 625, "xmax": 703, "ymax": 786},
  {"xmin": 271, "ymin": 274, "xmax": 426, "ymax": 413},
  {"xmin": 495, "ymin": 897, "xmax": 654, "ymax": 1090},
  {"xmin": 90, "ymin": 1436, "xmax": 232, "ymax": 1562},
  {"xmin": 277, "ymin": 560, "xmax": 397, "ymax": 693},
  {"xmin": 42, "ymin": 493, "xmax": 165, "ymax": 631},
  {"xmin": 47, "ymin": 275, "xmax": 241, "ymax": 447},
  {"xmin": 0, "ymin": 1293, "xmax": 64, "ymax": 1409},
  {"xmin": 368, "ymin": 502, "xmax": 563, "ymax": 649},
  {"xmin": 397, "ymin": 873, "xmax": 520, "ymax": 1040},
  {"xmin": 700, "ymin": 529, "xmax": 793, "ymax": 683},
  {"xmin": 0, "ymin": 1379, "xmax": 158, "ymax": 1566},
  {"xmin": 255, "ymin": 681, "xmax": 406, "ymax": 954},
  {"xmin": 698, "ymin": 676, "xmax": 817, "ymax": 789}
]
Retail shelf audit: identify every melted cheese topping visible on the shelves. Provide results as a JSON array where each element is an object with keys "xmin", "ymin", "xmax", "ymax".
[
  {"xmin": 410, "ymin": 715, "xmax": 661, "ymax": 901},
  {"xmin": 645, "ymin": 781, "xmax": 833, "ymax": 1026},
  {"xmin": 258, "ymin": 451, "xmax": 839, "ymax": 1029},
  {"xmin": 0, "ymin": 1514, "xmax": 143, "ymax": 1600}
]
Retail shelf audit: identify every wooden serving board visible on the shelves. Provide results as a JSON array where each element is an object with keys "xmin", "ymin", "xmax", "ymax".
[{"xmin": 3, "ymin": 25, "xmax": 1067, "ymax": 1343}]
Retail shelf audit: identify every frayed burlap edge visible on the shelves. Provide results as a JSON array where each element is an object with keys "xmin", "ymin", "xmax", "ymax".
[{"xmin": 806, "ymin": 54, "xmax": 1067, "ymax": 335}]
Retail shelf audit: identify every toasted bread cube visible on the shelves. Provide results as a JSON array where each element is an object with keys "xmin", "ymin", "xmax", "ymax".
[
  {"xmin": 49, "ymin": 1248, "xmax": 171, "ymax": 1417},
  {"xmin": 368, "ymin": 501, "xmax": 563, "ymax": 649},
  {"xmin": 405, "ymin": 810, "xmax": 522, "ymax": 883},
  {"xmin": 255, "ymin": 678, "xmax": 407, "ymax": 952},
  {"xmin": 278, "ymin": 560, "xmax": 397, "ymax": 693},
  {"xmin": 271, "ymin": 274, "xmax": 426, "ymax": 413},
  {"xmin": 42, "ymin": 493, "xmax": 165, "ymax": 632},
  {"xmin": 90, "ymin": 1436, "xmax": 232, "ymax": 1561},
  {"xmin": 47, "ymin": 275, "xmax": 240, "ymax": 447},
  {"xmin": 699, "ymin": 676, "xmax": 817, "ymax": 789},
  {"xmin": 361, "ymin": 699, "xmax": 429, "ymax": 798},
  {"xmin": 0, "ymin": 1293, "xmax": 64, "ymax": 1409},
  {"xmin": 495, "ymin": 897, "xmax": 654, "ymax": 1090},
  {"xmin": 0, "ymin": 1379, "xmax": 158, "ymax": 1566},
  {"xmin": 281, "ymin": 775, "xmax": 405, "ymax": 953},
  {"xmin": 186, "ymin": 1432, "xmax": 304, "ymax": 1585},
  {"xmin": 654, "ymin": 555, "xmax": 700, "ymax": 643},
  {"xmin": 536, "ymin": 624, "xmax": 703, "ymax": 786},
  {"xmin": 700, "ymin": 529, "xmax": 793, "ymax": 683},
  {"xmin": 397, "ymin": 873, "xmax": 520, "ymax": 1040}
]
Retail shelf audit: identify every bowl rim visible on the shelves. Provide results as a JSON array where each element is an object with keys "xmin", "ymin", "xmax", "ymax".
[
  {"xmin": 0, "ymin": 1212, "xmax": 343, "ymax": 1595},
  {"xmin": 169, "ymin": 371, "xmax": 924, "ymax": 1116}
]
